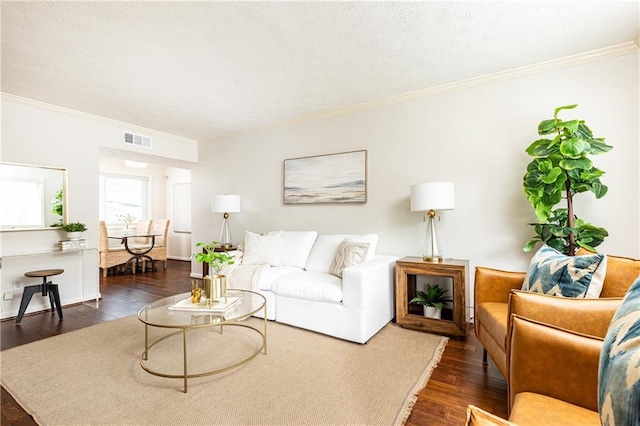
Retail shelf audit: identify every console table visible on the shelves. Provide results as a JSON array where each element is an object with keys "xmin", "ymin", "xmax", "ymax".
[
  {"xmin": 0, "ymin": 248, "xmax": 100, "ymax": 320},
  {"xmin": 395, "ymin": 257, "xmax": 469, "ymax": 338}
]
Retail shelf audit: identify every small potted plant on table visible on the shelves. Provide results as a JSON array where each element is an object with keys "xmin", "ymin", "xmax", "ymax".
[
  {"xmin": 410, "ymin": 283, "xmax": 453, "ymax": 319},
  {"xmin": 61, "ymin": 222, "xmax": 87, "ymax": 240}
]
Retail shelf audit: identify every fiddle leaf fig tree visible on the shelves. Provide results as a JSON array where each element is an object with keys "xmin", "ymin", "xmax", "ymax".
[{"xmin": 523, "ymin": 104, "xmax": 612, "ymax": 255}]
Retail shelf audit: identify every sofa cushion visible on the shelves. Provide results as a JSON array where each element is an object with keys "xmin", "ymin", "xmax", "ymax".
[
  {"xmin": 280, "ymin": 231, "xmax": 318, "ymax": 269},
  {"xmin": 271, "ymin": 271, "xmax": 343, "ymax": 303},
  {"xmin": 305, "ymin": 233, "xmax": 378, "ymax": 273},
  {"xmin": 522, "ymin": 244, "xmax": 607, "ymax": 298},
  {"xmin": 598, "ymin": 276, "xmax": 640, "ymax": 426},
  {"xmin": 257, "ymin": 265, "xmax": 302, "ymax": 291},
  {"xmin": 329, "ymin": 240, "xmax": 369, "ymax": 278},
  {"xmin": 305, "ymin": 234, "xmax": 348, "ymax": 273},
  {"xmin": 476, "ymin": 302, "xmax": 509, "ymax": 350},
  {"xmin": 510, "ymin": 392, "xmax": 601, "ymax": 425},
  {"xmin": 242, "ymin": 230, "xmax": 283, "ymax": 266}
]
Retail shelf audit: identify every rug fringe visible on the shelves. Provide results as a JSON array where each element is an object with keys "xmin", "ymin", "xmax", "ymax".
[{"xmin": 394, "ymin": 335, "xmax": 449, "ymax": 425}]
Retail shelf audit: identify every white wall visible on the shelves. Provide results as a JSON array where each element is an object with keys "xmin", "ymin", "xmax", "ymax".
[
  {"xmin": 0, "ymin": 96, "xmax": 197, "ymax": 319},
  {"xmin": 165, "ymin": 167, "xmax": 192, "ymax": 260},
  {"xmin": 191, "ymin": 53, "xmax": 640, "ymax": 319}
]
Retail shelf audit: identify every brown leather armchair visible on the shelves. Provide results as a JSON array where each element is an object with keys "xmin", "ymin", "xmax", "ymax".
[
  {"xmin": 474, "ymin": 250, "xmax": 640, "ymax": 379},
  {"xmin": 467, "ymin": 291, "xmax": 623, "ymax": 425}
]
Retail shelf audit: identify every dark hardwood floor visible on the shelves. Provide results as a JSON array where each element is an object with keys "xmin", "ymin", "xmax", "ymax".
[{"xmin": 1, "ymin": 260, "xmax": 507, "ymax": 425}]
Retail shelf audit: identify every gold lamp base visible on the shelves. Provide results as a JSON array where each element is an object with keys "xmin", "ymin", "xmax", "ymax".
[{"xmin": 423, "ymin": 255, "xmax": 444, "ymax": 263}]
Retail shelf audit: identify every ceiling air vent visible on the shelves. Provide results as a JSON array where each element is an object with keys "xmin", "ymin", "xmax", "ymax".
[{"xmin": 123, "ymin": 132, "xmax": 152, "ymax": 148}]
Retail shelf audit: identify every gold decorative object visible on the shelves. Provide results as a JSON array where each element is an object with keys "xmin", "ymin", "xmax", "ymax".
[{"xmin": 190, "ymin": 280, "xmax": 202, "ymax": 304}]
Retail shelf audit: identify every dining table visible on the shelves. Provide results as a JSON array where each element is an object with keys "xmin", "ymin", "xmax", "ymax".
[{"xmin": 108, "ymin": 233, "xmax": 160, "ymax": 274}]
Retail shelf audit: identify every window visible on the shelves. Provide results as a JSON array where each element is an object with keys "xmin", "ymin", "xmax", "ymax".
[
  {"xmin": 99, "ymin": 173, "xmax": 149, "ymax": 224},
  {"xmin": 0, "ymin": 178, "xmax": 44, "ymax": 228}
]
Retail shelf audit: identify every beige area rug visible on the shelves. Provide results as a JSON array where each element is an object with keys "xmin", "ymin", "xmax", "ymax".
[{"xmin": 1, "ymin": 316, "xmax": 447, "ymax": 425}]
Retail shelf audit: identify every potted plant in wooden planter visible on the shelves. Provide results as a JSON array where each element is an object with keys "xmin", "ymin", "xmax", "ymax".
[
  {"xmin": 194, "ymin": 241, "xmax": 236, "ymax": 305},
  {"xmin": 410, "ymin": 283, "xmax": 453, "ymax": 319},
  {"xmin": 61, "ymin": 222, "xmax": 87, "ymax": 240}
]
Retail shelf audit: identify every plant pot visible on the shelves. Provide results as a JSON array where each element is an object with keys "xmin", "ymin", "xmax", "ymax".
[
  {"xmin": 423, "ymin": 305, "xmax": 442, "ymax": 319},
  {"xmin": 204, "ymin": 275, "xmax": 227, "ymax": 305},
  {"xmin": 66, "ymin": 231, "xmax": 82, "ymax": 240}
]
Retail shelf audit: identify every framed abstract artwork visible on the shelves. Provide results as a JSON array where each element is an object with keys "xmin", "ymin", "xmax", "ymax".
[{"xmin": 283, "ymin": 150, "xmax": 367, "ymax": 204}]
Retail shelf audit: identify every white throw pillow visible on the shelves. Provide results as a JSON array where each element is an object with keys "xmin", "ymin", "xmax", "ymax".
[
  {"xmin": 329, "ymin": 240, "xmax": 370, "ymax": 278},
  {"xmin": 242, "ymin": 230, "xmax": 283, "ymax": 266},
  {"xmin": 305, "ymin": 234, "xmax": 348, "ymax": 273},
  {"xmin": 280, "ymin": 231, "xmax": 318, "ymax": 269}
]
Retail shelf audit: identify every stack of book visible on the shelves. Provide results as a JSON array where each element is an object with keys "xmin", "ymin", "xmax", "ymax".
[
  {"xmin": 58, "ymin": 239, "xmax": 89, "ymax": 250},
  {"xmin": 169, "ymin": 296, "xmax": 241, "ymax": 313}
]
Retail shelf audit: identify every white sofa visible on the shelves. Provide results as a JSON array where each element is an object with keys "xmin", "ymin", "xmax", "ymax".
[{"xmin": 227, "ymin": 230, "xmax": 398, "ymax": 344}]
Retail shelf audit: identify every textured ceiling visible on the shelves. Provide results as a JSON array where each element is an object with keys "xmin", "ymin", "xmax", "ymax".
[{"xmin": 2, "ymin": 1, "xmax": 639, "ymax": 141}]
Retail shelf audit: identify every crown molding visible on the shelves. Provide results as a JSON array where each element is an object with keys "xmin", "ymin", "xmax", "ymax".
[
  {"xmin": 0, "ymin": 93, "xmax": 198, "ymax": 145},
  {"xmin": 204, "ymin": 40, "xmax": 639, "ymax": 143}
]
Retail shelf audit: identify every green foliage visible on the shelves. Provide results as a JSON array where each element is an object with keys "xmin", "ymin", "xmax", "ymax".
[
  {"xmin": 51, "ymin": 189, "xmax": 63, "ymax": 216},
  {"xmin": 522, "ymin": 104, "xmax": 612, "ymax": 255},
  {"xmin": 409, "ymin": 284, "xmax": 453, "ymax": 310},
  {"xmin": 194, "ymin": 241, "xmax": 235, "ymax": 275},
  {"xmin": 523, "ymin": 209, "xmax": 609, "ymax": 254},
  {"xmin": 50, "ymin": 189, "xmax": 63, "ymax": 226},
  {"xmin": 62, "ymin": 222, "xmax": 87, "ymax": 232}
]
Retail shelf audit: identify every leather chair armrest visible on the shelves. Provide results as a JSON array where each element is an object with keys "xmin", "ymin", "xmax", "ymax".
[
  {"xmin": 475, "ymin": 267, "xmax": 526, "ymax": 305},
  {"xmin": 466, "ymin": 405, "xmax": 516, "ymax": 426},
  {"xmin": 508, "ymin": 290, "xmax": 622, "ymax": 338},
  {"xmin": 508, "ymin": 315, "xmax": 603, "ymax": 413}
]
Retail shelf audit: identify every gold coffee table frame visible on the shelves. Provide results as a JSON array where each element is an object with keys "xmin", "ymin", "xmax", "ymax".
[{"xmin": 137, "ymin": 289, "xmax": 267, "ymax": 393}]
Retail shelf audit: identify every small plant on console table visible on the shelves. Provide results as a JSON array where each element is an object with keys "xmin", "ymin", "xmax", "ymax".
[
  {"xmin": 61, "ymin": 222, "xmax": 88, "ymax": 233},
  {"xmin": 61, "ymin": 222, "xmax": 88, "ymax": 240},
  {"xmin": 409, "ymin": 283, "xmax": 453, "ymax": 320}
]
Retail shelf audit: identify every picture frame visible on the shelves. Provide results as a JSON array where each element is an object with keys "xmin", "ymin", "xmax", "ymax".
[{"xmin": 283, "ymin": 150, "xmax": 367, "ymax": 204}]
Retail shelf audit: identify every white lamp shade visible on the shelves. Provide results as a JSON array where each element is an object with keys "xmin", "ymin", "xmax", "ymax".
[
  {"xmin": 410, "ymin": 182, "xmax": 455, "ymax": 212},
  {"xmin": 211, "ymin": 194, "xmax": 241, "ymax": 213}
]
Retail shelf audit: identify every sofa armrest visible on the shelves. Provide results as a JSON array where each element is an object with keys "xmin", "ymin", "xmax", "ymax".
[
  {"xmin": 342, "ymin": 255, "xmax": 398, "ymax": 310},
  {"xmin": 508, "ymin": 315, "xmax": 603, "ymax": 413},
  {"xmin": 475, "ymin": 267, "xmax": 526, "ymax": 305},
  {"xmin": 509, "ymin": 290, "xmax": 622, "ymax": 338}
]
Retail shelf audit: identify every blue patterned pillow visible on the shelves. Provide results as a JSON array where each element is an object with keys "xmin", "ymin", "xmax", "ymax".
[
  {"xmin": 599, "ymin": 276, "xmax": 640, "ymax": 426},
  {"xmin": 522, "ymin": 244, "xmax": 607, "ymax": 298}
]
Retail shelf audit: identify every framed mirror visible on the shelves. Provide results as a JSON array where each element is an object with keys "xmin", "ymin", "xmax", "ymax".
[{"xmin": 0, "ymin": 162, "xmax": 68, "ymax": 231}]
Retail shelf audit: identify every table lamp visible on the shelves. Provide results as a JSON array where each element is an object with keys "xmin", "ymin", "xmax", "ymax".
[
  {"xmin": 410, "ymin": 182, "xmax": 455, "ymax": 262},
  {"xmin": 211, "ymin": 194, "xmax": 241, "ymax": 249}
]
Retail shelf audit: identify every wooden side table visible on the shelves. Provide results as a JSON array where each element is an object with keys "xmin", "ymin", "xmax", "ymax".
[{"xmin": 395, "ymin": 257, "xmax": 469, "ymax": 338}]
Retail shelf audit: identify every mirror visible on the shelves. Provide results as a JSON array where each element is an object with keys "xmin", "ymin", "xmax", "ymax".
[{"xmin": 0, "ymin": 162, "xmax": 67, "ymax": 231}]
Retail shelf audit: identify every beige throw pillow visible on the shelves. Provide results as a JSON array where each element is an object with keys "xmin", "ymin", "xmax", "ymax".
[{"xmin": 329, "ymin": 240, "xmax": 370, "ymax": 278}]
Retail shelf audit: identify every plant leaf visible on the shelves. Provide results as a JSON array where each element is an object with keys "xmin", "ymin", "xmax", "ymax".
[
  {"xmin": 538, "ymin": 119, "xmax": 558, "ymax": 135},
  {"xmin": 553, "ymin": 104, "xmax": 578, "ymax": 119},
  {"xmin": 559, "ymin": 137, "xmax": 587, "ymax": 157},
  {"xmin": 558, "ymin": 119, "xmax": 580, "ymax": 133},
  {"xmin": 586, "ymin": 138, "xmax": 613, "ymax": 155},
  {"xmin": 559, "ymin": 157, "xmax": 592, "ymax": 170}
]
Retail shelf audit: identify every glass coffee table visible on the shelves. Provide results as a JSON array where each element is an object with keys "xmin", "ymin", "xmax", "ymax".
[{"xmin": 137, "ymin": 289, "xmax": 267, "ymax": 393}]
